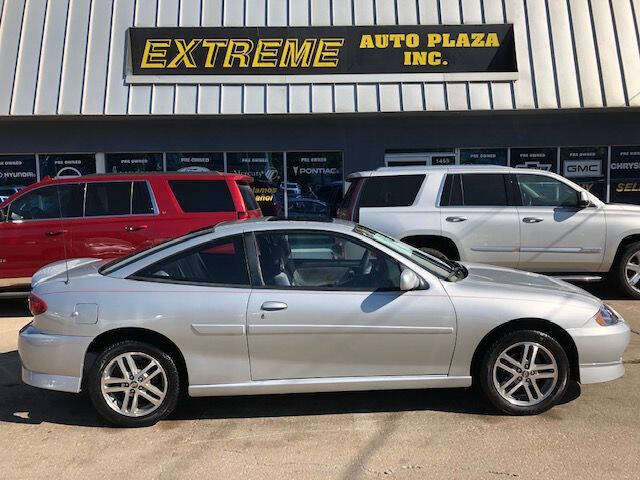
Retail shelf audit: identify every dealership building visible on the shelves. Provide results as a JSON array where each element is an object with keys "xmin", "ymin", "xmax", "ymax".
[{"xmin": 1, "ymin": 0, "xmax": 640, "ymax": 214}]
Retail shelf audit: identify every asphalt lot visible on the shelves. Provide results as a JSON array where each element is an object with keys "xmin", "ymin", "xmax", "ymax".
[{"xmin": 1, "ymin": 284, "xmax": 639, "ymax": 480}]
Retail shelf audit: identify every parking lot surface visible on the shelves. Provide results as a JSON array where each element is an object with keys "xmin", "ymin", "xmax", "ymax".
[{"xmin": 1, "ymin": 285, "xmax": 639, "ymax": 480}]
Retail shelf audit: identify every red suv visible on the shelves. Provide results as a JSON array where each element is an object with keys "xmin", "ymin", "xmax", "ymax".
[{"xmin": 0, "ymin": 172, "xmax": 261, "ymax": 293}]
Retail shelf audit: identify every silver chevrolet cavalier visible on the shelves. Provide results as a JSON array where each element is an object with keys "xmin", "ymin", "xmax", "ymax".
[{"xmin": 19, "ymin": 218, "xmax": 630, "ymax": 427}]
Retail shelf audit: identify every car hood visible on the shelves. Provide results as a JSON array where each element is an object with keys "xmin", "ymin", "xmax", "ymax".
[
  {"xmin": 603, "ymin": 202, "xmax": 640, "ymax": 213},
  {"xmin": 453, "ymin": 262, "xmax": 600, "ymax": 302}
]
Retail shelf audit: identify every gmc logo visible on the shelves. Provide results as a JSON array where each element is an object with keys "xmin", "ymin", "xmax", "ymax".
[{"xmin": 563, "ymin": 160, "xmax": 602, "ymax": 178}]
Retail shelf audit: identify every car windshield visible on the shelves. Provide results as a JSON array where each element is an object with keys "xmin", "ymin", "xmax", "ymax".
[
  {"xmin": 353, "ymin": 224, "xmax": 457, "ymax": 279},
  {"xmin": 99, "ymin": 225, "xmax": 216, "ymax": 275}
]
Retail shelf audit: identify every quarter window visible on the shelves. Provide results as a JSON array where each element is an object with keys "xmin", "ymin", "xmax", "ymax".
[
  {"xmin": 238, "ymin": 183, "xmax": 259, "ymax": 211},
  {"xmin": 169, "ymin": 180, "xmax": 235, "ymax": 213},
  {"xmin": 132, "ymin": 181, "xmax": 154, "ymax": 214},
  {"xmin": 133, "ymin": 235, "xmax": 249, "ymax": 286},
  {"xmin": 255, "ymin": 231, "xmax": 402, "ymax": 290},
  {"xmin": 358, "ymin": 175, "xmax": 425, "ymax": 208},
  {"xmin": 517, "ymin": 174, "xmax": 579, "ymax": 207}
]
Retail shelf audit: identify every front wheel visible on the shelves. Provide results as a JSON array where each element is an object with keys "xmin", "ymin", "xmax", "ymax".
[
  {"xmin": 612, "ymin": 241, "xmax": 640, "ymax": 299},
  {"xmin": 478, "ymin": 330, "xmax": 569, "ymax": 415},
  {"xmin": 88, "ymin": 341, "xmax": 180, "ymax": 427}
]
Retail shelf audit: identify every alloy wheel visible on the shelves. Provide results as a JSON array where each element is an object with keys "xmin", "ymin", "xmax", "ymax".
[
  {"xmin": 492, "ymin": 341, "xmax": 558, "ymax": 407},
  {"xmin": 101, "ymin": 352, "xmax": 168, "ymax": 417},
  {"xmin": 625, "ymin": 251, "xmax": 640, "ymax": 293}
]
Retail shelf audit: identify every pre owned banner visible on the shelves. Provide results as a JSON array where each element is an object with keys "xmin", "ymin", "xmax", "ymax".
[
  {"xmin": 39, "ymin": 154, "xmax": 97, "ymax": 178},
  {"xmin": 166, "ymin": 152, "xmax": 223, "ymax": 172},
  {"xmin": 560, "ymin": 147, "xmax": 607, "ymax": 201},
  {"xmin": 459, "ymin": 148, "xmax": 508, "ymax": 166},
  {"xmin": 610, "ymin": 146, "xmax": 640, "ymax": 204},
  {"xmin": 106, "ymin": 153, "xmax": 163, "ymax": 173},
  {"xmin": 0, "ymin": 155, "xmax": 37, "ymax": 187},
  {"xmin": 510, "ymin": 148, "xmax": 557, "ymax": 173},
  {"xmin": 129, "ymin": 25, "xmax": 516, "ymax": 77}
]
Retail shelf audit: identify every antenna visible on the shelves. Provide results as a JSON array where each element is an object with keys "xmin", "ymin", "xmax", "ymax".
[{"xmin": 55, "ymin": 184, "xmax": 70, "ymax": 285}]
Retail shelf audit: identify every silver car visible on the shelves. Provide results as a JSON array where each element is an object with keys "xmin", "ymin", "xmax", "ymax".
[{"xmin": 19, "ymin": 219, "xmax": 630, "ymax": 427}]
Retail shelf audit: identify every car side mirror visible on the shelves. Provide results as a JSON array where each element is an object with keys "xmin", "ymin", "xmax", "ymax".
[
  {"xmin": 400, "ymin": 269, "xmax": 422, "ymax": 291},
  {"xmin": 578, "ymin": 191, "xmax": 591, "ymax": 208}
]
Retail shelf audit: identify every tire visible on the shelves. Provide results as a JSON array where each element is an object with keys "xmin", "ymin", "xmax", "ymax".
[
  {"xmin": 88, "ymin": 340, "xmax": 180, "ymax": 427},
  {"xmin": 477, "ymin": 330, "xmax": 569, "ymax": 415},
  {"xmin": 612, "ymin": 241, "xmax": 640, "ymax": 299},
  {"xmin": 418, "ymin": 247, "xmax": 449, "ymax": 262}
]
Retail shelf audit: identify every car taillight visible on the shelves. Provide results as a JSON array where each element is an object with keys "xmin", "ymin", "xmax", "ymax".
[
  {"xmin": 237, "ymin": 211, "xmax": 249, "ymax": 220},
  {"xmin": 28, "ymin": 293, "xmax": 47, "ymax": 316}
]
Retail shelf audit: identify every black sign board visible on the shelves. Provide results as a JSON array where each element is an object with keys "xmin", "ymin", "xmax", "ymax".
[
  {"xmin": 510, "ymin": 147, "xmax": 557, "ymax": 173},
  {"xmin": 129, "ymin": 25, "xmax": 516, "ymax": 76},
  {"xmin": 106, "ymin": 153, "xmax": 163, "ymax": 173},
  {"xmin": 39, "ymin": 154, "xmax": 97, "ymax": 178},
  {"xmin": 166, "ymin": 152, "xmax": 223, "ymax": 172},
  {"xmin": 460, "ymin": 148, "xmax": 508, "ymax": 166},
  {"xmin": 287, "ymin": 152, "xmax": 343, "ymax": 218},
  {"xmin": 610, "ymin": 146, "xmax": 640, "ymax": 204},
  {"xmin": 560, "ymin": 147, "xmax": 608, "ymax": 201},
  {"xmin": 0, "ymin": 155, "xmax": 37, "ymax": 187}
]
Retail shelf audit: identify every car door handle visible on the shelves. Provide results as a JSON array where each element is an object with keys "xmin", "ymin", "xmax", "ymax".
[
  {"xmin": 261, "ymin": 302, "xmax": 288, "ymax": 311},
  {"xmin": 522, "ymin": 217, "xmax": 544, "ymax": 224},
  {"xmin": 45, "ymin": 230, "xmax": 67, "ymax": 237},
  {"xmin": 124, "ymin": 225, "xmax": 148, "ymax": 232},
  {"xmin": 445, "ymin": 216, "xmax": 467, "ymax": 223}
]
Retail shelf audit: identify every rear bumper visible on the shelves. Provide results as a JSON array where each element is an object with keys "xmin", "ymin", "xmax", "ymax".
[
  {"xmin": 568, "ymin": 321, "xmax": 631, "ymax": 384},
  {"xmin": 18, "ymin": 323, "xmax": 91, "ymax": 393}
]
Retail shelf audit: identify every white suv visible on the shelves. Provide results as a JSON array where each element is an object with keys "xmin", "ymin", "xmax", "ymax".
[{"xmin": 338, "ymin": 165, "xmax": 640, "ymax": 298}]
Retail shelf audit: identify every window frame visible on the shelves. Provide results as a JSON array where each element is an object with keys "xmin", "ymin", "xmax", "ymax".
[
  {"xmin": 357, "ymin": 174, "xmax": 426, "ymax": 208},
  {"xmin": 127, "ymin": 233, "xmax": 253, "ymax": 288},
  {"xmin": 438, "ymin": 173, "xmax": 519, "ymax": 208},
  {"xmin": 168, "ymin": 178, "xmax": 235, "ymax": 214},
  {"xmin": 513, "ymin": 173, "xmax": 583, "ymax": 209},
  {"xmin": 247, "ymin": 228, "xmax": 408, "ymax": 292}
]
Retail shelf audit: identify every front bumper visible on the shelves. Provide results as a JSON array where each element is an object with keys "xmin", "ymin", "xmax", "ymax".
[
  {"xmin": 568, "ymin": 321, "xmax": 631, "ymax": 384},
  {"xmin": 18, "ymin": 323, "xmax": 92, "ymax": 393}
]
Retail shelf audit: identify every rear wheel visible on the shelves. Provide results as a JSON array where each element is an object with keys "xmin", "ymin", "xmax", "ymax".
[
  {"xmin": 478, "ymin": 330, "xmax": 569, "ymax": 415},
  {"xmin": 88, "ymin": 341, "xmax": 180, "ymax": 427},
  {"xmin": 612, "ymin": 241, "xmax": 640, "ymax": 299}
]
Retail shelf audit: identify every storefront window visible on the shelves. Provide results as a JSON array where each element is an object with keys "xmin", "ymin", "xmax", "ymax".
[
  {"xmin": 39, "ymin": 153, "xmax": 97, "ymax": 178},
  {"xmin": 105, "ymin": 153, "xmax": 163, "ymax": 173},
  {"xmin": 0, "ymin": 154, "xmax": 37, "ymax": 188},
  {"xmin": 510, "ymin": 147, "xmax": 558, "ymax": 172},
  {"xmin": 286, "ymin": 152, "xmax": 344, "ymax": 218},
  {"xmin": 226, "ymin": 152, "xmax": 285, "ymax": 216},
  {"xmin": 165, "ymin": 152, "xmax": 223, "ymax": 172},
  {"xmin": 609, "ymin": 146, "xmax": 640, "ymax": 204},
  {"xmin": 459, "ymin": 148, "xmax": 508, "ymax": 165},
  {"xmin": 560, "ymin": 147, "xmax": 608, "ymax": 201}
]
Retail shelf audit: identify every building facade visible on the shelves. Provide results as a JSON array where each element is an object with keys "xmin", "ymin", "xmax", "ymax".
[{"xmin": 1, "ymin": 0, "xmax": 640, "ymax": 215}]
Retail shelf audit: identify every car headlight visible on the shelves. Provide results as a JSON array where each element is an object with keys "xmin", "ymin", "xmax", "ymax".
[{"xmin": 593, "ymin": 304, "xmax": 621, "ymax": 326}]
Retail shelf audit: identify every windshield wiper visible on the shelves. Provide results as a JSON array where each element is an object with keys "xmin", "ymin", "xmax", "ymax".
[{"xmin": 446, "ymin": 263, "xmax": 467, "ymax": 281}]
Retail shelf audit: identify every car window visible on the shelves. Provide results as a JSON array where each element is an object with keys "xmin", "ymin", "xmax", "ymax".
[
  {"xmin": 133, "ymin": 234, "xmax": 249, "ymax": 286},
  {"xmin": 255, "ymin": 231, "xmax": 402, "ymax": 290},
  {"xmin": 8, "ymin": 184, "xmax": 83, "ymax": 220},
  {"xmin": 517, "ymin": 174, "xmax": 579, "ymax": 207},
  {"xmin": 169, "ymin": 180, "xmax": 235, "ymax": 213},
  {"xmin": 132, "ymin": 181, "xmax": 155, "ymax": 214},
  {"xmin": 238, "ymin": 183, "xmax": 259, "ymax": 211},
  {"xmin": 460, "ymin": 174, "xmax": 508, "ymax": 206},
  {"xmin": 85, "ymin": 182, "xmax": 131, "ymax": 217},
  {"xmin": 358, "ymin": 175, "xmax": 425, "ymax": 207}
]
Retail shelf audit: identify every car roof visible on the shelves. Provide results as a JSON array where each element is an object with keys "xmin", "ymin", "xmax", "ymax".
[
  {"xmin": 213, "ymin": 216, "xmax": 356, "ymax": 235},
  {"xmin": 347, "ymin": 165, "xmax": 528, "ymax": 179}
]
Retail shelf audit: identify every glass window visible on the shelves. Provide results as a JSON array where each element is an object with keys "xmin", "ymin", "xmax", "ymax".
[
  {"xmin": 38, "ymin": 154, "xmax": 97, "ymax": 178},
  {"xmin": 165, "ymin": 152, "xmax": 223, "ymax": 172},
  {"xmin": 85, "ymin": 182, "xmax": 131, "ymax": 217},
  {"xmin": 255, "ymin": 231, "xmax": 402, "ymax": 290},
  {"xmin": 517, "ymin": 174, "xmax": 579, "ymax": 207},
  {"xmin": 359, "ymin": 175, "xmax": 425, "ymax": 208},
  {"xmin": 461, "ymin": 174, "xmax": 508, "ymax": 206},
  {"xmin": 169, "ymin": 180, "xmax": 235, "ymax": 213},
  {"xmin": 286, "ymin": 152, "xmax": 343, "ymax": 218},
  {"xmin": 134, "ymin": 235, "xmax": 249, "ymax": 286},
  {"xmin": 9, "ymin": 184, "xmax": 83, "ymax": 220},
  {"xmin": 238, "ymin": 183, "xmax": 259, "ymax": 211},
  {"xmin": 105, "ymin": 153, "xmax": 163, "ymax": 173},
  {"xmin": 132, "ymin": 181, "xmax": 154, "ymax": 214}
]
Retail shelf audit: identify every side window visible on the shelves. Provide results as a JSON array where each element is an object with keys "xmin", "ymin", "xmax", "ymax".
[
  {"xmin": 517, "ymin": 174, "xmax": 579, "ymax": 207},
  {"xmin": 358, "ymin": 175, "xmax": 425, "ymax": 207},
  {"xmin": 132, "ymin": 181, "xmax": 155, "ymax": 214},
  {"xmin": 440, "ymin": 174, "xmax": 463, "ymax": 206},
  {"xmin": 460, "ymin": 174, "xmax": 508, "ymax": 206},
  {"xmin": 8, "ymin": 184, "xmax": 83, "ymax": 221},
  {"xmin": 169, "ymin": 180, "xmax": 235, "ymax": 213},
  {"xmin": 255, "ymin": 231, "xmax": 402, "ymax": 290},
  {"xmin": 238, "ymin": 183, "xmax": 259, "ymax": 211},
  {"xmin": 133, "ymin": 235, "xmax": 249, "ymax": 286},
  {"xmin": 85, "ymin": 182, "xmax": 131, "ymax": 217}
]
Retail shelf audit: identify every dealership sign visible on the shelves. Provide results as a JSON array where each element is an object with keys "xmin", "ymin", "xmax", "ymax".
[
  {"xmin": 560, "ymin": 147, "xmax": 608, "ymax": 201},
  {"xmin": 127, "ymin": 25, "xmax": 516, "ymax": 84}
]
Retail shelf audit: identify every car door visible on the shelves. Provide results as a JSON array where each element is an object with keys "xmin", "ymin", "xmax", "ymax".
[
  {"xmin": 0, "ymin": 184, "xmax": 85, "ymax": 285},
  {"xmin": 245, "ymin": 229, "xmax": 457, "ymax": 380},
  {"xmin": 439, "ymin": 173, "xmax": 520, "ymax": 267},
  {"xmin": 515, "ymin": 173, "xmax": 606, "ymax": 272},
  {"xmin": 69, "ymin": 181, "xmax": 162, "ymax": 259}
]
